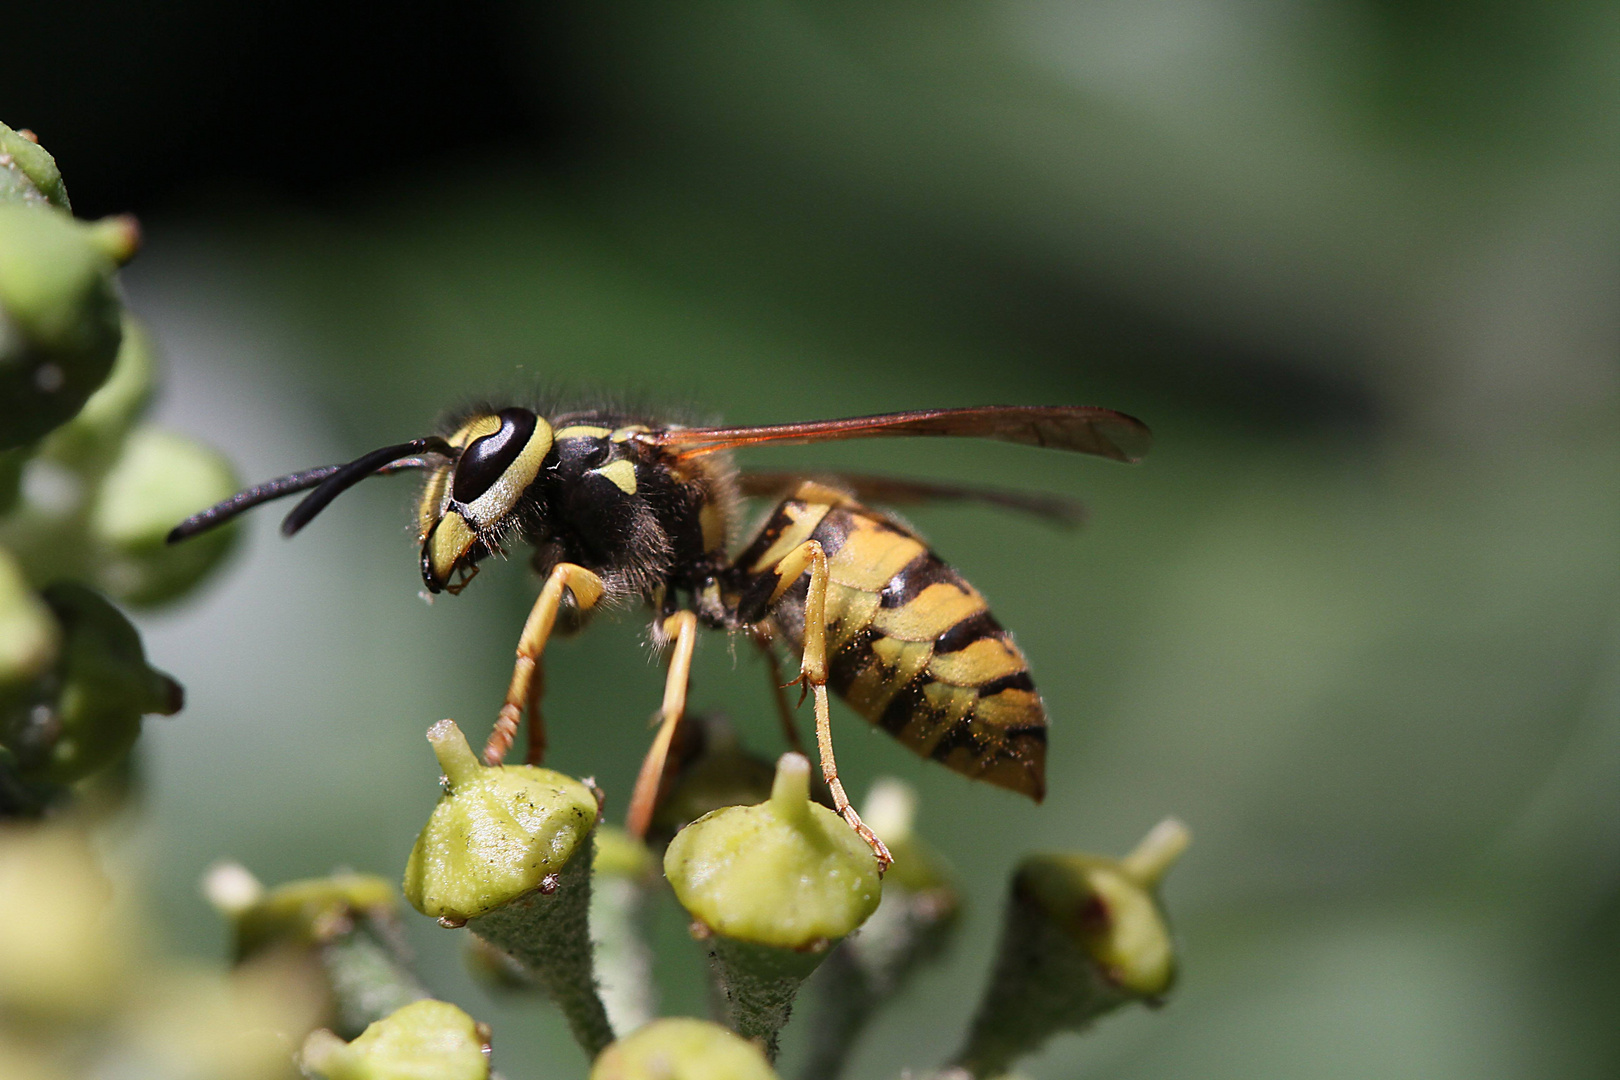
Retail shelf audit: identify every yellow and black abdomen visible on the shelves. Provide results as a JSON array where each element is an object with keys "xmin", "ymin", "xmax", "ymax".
[{"xmin": 736, "ymin": 484, "xmax": 1047, "ymax": 801}]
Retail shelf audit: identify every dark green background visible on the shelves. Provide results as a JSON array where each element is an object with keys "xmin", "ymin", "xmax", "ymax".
[{"xmin": 9, "ymin": 3, "xmax": 1617, "ymax": 1077}]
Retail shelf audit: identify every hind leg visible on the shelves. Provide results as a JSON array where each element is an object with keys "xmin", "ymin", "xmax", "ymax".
[{"xmin": 754, "ymin": 540, "xmax": 892, "ymax": 870}]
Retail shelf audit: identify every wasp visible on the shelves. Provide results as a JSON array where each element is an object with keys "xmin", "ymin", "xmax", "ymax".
[{"xmin": 169, "ymin": 404, "xmax": 1150, "ymax": 866}]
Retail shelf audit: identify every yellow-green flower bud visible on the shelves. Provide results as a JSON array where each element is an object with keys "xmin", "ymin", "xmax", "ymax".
[
  {"xmin": 301, "ymin": 999, "xmax": 490, "ymax": 1080},
  {"xmin": 591, "ymin": 1018, "xmax": 779, "ymax": 1080},
  {"xmin": 208, "ymin": 865, "xmax": 428, "ymax": 1039},
  {"xmin": 664, "ymin": 752, "xmax": 882, "ymax": 1059},
  {"xmin": 951, "ymin": 818, "xmax": 1190, "ymax": 1078},
  {"xmin": 403, "ymin": 719, "xmax": 598, "ymax": 921},
  {"xmin": 0, "ymin": 582, "xmax": 181, "ymax": 787},
  {"xmin": 87, "ymin": 425, "xmax": 239, "ymax": 606},
  {"xmin": 0, "ymin": 546, "xmax": 56, "ymax": 687},
  {"xmin": 0, "ymin": 124, "xmax": 69, "ymax": 211},
  {"xmin": 403, "ymin": 719, "xmax": 613, "ymax": 1057},
  {"xmin": 0, "ymin": 823, "xmax": 129, "ymax": 1022},
  {"xmin": 0, "ymin": 204, "xmax": 123, "ymax": 450}
]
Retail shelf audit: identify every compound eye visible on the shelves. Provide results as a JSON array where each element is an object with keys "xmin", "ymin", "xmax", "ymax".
[{"xmin": 453, "ymin": 407, "xmax": 538, "ymax": 503}]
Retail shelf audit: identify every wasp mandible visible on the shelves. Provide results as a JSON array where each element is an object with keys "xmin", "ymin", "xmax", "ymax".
[{"xmin": 170, "ymin": 404, "xmax": 1151, "ymax": 867}]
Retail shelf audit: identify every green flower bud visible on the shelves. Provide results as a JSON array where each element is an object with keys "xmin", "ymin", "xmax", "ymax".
[
  {"xmin": 38, "ymin": 315, "xmax": 156, "ymax": 473},
  {"xmin": 799, "ymin": 779, "xmax": 960, "ymax": 1080},
  {"xmin": 120, "ymin": 958, "xmax": 324, "ymax": 1080},
  {"xmin": 0, "ymin": 582, "xmax": 181, "ymax": 786},
  {"xmin": 403, "ymin": 719, "xmax": 613, "ymax": 1057},
  {"xmin": 0, "ymin": 823, "xmax": 129, "ymax": 1021},
  {"xmin": 591, "ymin": 1018, "xmax": 779, "ymax": 1080},
  {"xmin": 592, "ymin": 826, "xmax": 659, "ymax": 1035},
  {"xmin": 0, "ymin": 546, "xmax": 57, "ymax": 687},
  {"xmin": 0, "ymin": 447, "xmax": 24, "ymax": 515},
  {"xmin": 301, "ymin": 999, "xmax": 490, "ymax": 1080},
  {"xmin": 0, "ymin": 204, "xmax": 123, "ymax": 451},
  {"xmin": 88, "ymin": 425, "xmax": 240, "ymax": 606},
  {"xmin": 950, "ymin": 818, "xmax": 1190, "ymax": 1079},
  {"xmin": 207, "ymin": 864, "xmax": 428, "ymax": 1039},
  {"xmin": 664, "ymin": 752, "xmax": 882, "ymax": 1060},
  {"xmin": 0, "ymin": 124, "xmax": 69, "ymax": 210}
]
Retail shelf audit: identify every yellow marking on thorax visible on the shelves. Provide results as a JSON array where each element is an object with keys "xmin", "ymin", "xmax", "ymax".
[
  {"xmin": 749, "ymin": 502, "xmax": 831, "ymax": 573},
  {"xmin": 699, "ymin": 502, "xmax": 727, "ymax": 552},
  {"xmin": 611, "ymin": 425, "xmax": 650, "ymax": 442},
  {"xmin": 926, "ymin": 636, "xmax": 1027, "ymax": 687},
  {"xmin": 871, "ymin": 582, "xmax": 988, "ymax": 642},
  {"xmin": 555, "ymin": 425, "xmax": 612, "ymax": 440},
  {"xmin": 592, "ymin": 459, "xmax": 637, "ymax": 494},
  {"xmin": 827, "ymin": 521, "xmax": 927, "ymax": 593}
]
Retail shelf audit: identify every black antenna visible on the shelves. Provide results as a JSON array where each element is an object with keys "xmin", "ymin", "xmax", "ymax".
[
  {"xmin": 280, "ymin": 437, "xmax": 454, "ymax": 537},
  {"xmin": 166, "ymin": 438, "xmax": 450, "ymax": 545}
]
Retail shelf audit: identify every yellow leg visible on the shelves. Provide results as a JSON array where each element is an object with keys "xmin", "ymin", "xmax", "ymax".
[
  {"xmin": 625, "ymin": 611, "xmax": 700, "ymax": 840},
  {"xmin": 772, "ymin": 540, "xmax": 893, "ymax": 870},
  {"xmin": 483, "ymin": 562, "xmax": 605, "ymax": 766},
  {"xmin": 523, "ymin": 656, "xmax": 546, "ymax": 766}
]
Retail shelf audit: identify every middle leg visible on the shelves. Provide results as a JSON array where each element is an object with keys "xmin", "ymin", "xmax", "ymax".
[{"xmin": 625, "ymin": 610, "xmax": 700, "ymax": 840}]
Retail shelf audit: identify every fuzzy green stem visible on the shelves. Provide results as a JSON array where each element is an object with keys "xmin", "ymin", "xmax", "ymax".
[
  {"xmin": 321, "ymin": 929, "xmax": 431, "ymax": 1040},
  {"xmin": 709, "ymin": 937, "xmax": 826, "ymax": 1061},
  {"xmin": 952, "ymin": 896, "xmax": 1120, "ymax": 1079},
  {"xmin": 950, "ymin": 821, "xmax": 1190, "ymax": 1079},
  {"xmin": 592, "ymin": 873, "xmax": 657, "ymax": 1036},
  {"xmin": 796, "ymin": 778, "xmax": 958, "ymax": 1080},
  {"xmin": 470, "ymin": 833, "xmax": 615, "ymax": 1057}
]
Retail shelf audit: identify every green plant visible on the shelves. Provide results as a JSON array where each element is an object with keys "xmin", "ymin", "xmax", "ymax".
[{"xmin": 0, "ymin": 123, "xmax": 1188, "ymax": 1079}]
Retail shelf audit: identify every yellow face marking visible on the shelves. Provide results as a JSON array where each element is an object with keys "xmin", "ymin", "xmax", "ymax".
[
  {"xmin": 426, "ymin": 510, "xmax": 477, "ymax": 587},
  {"xmin": 871, "ymin": 582, "xmax": 989, "ymax": 642},
  {"xmin": 461, "ymin": 419, "xmax": 554, "ymax": 529},
  {"xmin": 591, "ymin": 458, "xmax": 637, "ymax": 494},
  {"xmin": 449, "ymin": 414, "xmax": 502, "ymax": 448},
  {"xmin": 554, "ymin": 425, "xmax": 612, "ymax": 441},
  {"xmin": 827, "ymin": 522, "xmax": 927, "ymax": 593},
  {"xmin": 749, "ymin": 502, "xmax": 831, "ymax": 573},
  {"xmin": 927, "ymin": 636, "xmax": 1028, "ymax": 687},
  {"xmin": 416, "ymin": 464, "xmax": 452, "ymax": 539},
  {"xmin": 611, "ymin": 425, "xmax": 650, "ymax": 442}
]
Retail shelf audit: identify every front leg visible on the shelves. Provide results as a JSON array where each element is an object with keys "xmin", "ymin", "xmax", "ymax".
[
  {"xmin": 750, "ymin": 540, "xmax": 893, "ymax": 870},
  {"xmin": 483, "ymin": 562, "xmax": 605, "ymax": 766}
]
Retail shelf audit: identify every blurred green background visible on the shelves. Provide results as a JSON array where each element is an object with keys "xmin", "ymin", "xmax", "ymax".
[{"xmin": 9, "ymin": 2, "xmax": 1618, "ymax": 1077}]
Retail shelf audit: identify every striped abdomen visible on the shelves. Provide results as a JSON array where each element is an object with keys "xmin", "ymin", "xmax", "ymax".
[{"xmin": 736, "ymin": 485, "xmax": 1047, "ymax": 801}]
